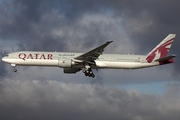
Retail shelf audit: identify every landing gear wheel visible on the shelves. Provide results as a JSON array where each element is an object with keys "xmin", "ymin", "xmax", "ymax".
[
  {"xmin": 83, "ymin": 68, "xmax": 95, "ymax": 78},
  {"xmin": 85, "ymin": 72, "xmax": 88, "ymax": 76},
  {"xmin": 82, "ymin": 69, "xmax": 86, "ymax": 73},
  {"xmin": 92, "ymin": 74, "xmax": 95, "ymax": 78},
  {"xmin": 13, "ymin": 69, "xmax": 17, "ymax": 72},
  {"xmin": 88, "ymin": 74, "xmax": 92, "ymax": 77},
  {"xmin": 89, "ymin": 71, "xmax": 93, "ymax": 75}
]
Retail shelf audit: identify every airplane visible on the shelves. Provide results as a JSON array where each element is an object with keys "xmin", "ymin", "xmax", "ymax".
[{"xmin": 2, "ymin": 34, "xmax": 177, "ymax": 78}]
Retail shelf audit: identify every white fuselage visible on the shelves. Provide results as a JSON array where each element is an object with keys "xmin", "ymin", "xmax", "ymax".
[
  {"xmin": 2, "ymin": 34, "xmax": 176, "ymax": 78},
  {"xmin": 2, "ymin": 51, "xmax": 160, "ymax": 69}
]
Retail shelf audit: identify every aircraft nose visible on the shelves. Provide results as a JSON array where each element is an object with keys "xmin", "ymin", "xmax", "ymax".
[{"xmin": 2, "ymin": 56, "xmax": 8, "ymax": 62}]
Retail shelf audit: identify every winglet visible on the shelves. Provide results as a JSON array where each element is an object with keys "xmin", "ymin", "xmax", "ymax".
[{"xmin": 107, "ymin": 41, "xmax": 113, "ymax": 44}]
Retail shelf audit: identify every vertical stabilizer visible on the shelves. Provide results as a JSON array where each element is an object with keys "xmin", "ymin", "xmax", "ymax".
[{"xmin": 146, "ymin": 34, "xmax": 176, "ymax": 63}]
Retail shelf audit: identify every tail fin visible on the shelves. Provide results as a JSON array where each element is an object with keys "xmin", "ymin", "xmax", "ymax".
[{"xmin": 146, "ymin": 34, "xmax": 176, "ymax": 63}]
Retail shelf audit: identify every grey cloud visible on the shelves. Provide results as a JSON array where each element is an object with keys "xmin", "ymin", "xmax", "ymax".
[
  {"xmin": 0, "ymin": 80, "xmax": 180, "ymax": 120},
  {"xmin": 1, "ymin": 0, "xmax": 180, "ymax": 51},
  {"xmin": 0, "ymin": 0, "xmax": 115, "ymax": 52}
]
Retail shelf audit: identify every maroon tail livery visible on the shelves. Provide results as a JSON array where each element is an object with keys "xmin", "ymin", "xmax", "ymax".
[{"xmin": 146, "ymin": 34, "xmax": 176, "ymax": 64}]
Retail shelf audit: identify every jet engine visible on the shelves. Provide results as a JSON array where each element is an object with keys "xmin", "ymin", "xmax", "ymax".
[{"xmin": 58, "ymin": 59, "xmax": 75, "ymax": 68}]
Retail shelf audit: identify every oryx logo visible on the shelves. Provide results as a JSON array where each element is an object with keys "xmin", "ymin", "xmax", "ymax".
[{"xmin": 146, "ymin": 38, "xmax": 174, "ymax": 63}]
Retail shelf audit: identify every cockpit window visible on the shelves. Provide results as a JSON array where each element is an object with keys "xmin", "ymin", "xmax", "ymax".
[{"xmin": 5, "ymin": 54, "xmax": 9, "ymax": 57}]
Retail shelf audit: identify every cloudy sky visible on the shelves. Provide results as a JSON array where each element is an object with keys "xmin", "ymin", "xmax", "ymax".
[{"xmin": 0, "ymin": 0, "xmax": 180, "ymax": 120}]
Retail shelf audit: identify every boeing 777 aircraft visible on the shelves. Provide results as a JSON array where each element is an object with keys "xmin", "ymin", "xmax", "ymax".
[{"xmin": 2, "ymin": 34, "xmax": 176, "ymax": 78}]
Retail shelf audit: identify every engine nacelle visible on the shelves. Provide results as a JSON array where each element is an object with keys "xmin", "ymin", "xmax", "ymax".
[
  {"xmin": 63, "ymin": 68, "xmax": 80, "ymax": 74},
  {"xmin": 58, "ymin": 59, "xmax": 75, "ymax": 68}
]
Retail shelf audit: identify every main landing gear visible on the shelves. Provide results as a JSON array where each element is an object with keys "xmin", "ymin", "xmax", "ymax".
[
  {"xmin": 82, "ymin": 68, "xmax": 95, "ymax": 78},
  {"xmin": 82, "ymin": 64, "xmax": 95, "ymax": 78},
  {"xmin": 11, "ymin": 64, "xmax": 17, "ymax": 72}
]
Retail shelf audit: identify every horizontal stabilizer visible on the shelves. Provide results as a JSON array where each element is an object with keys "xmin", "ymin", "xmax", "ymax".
[{"xmin": 155, "ymin": 54, "xmax": 177, "ymax": 62}]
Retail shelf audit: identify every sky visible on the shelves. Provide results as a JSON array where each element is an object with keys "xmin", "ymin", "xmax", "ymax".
[{"xmin": 0, "ymin": 0, "xmax": 180, "ymax": 120}]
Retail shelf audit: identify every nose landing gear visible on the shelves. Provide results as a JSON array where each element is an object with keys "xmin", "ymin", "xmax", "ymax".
[
  {"xmin": 13, "ymin": 69, "xmax": 17, "ymax": 72},
  {"xmin": 11, "ymin": 64, "xmax": 17, "ymax": 72}
]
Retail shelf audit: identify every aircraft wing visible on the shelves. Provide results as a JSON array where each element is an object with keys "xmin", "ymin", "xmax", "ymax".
[{"xmin": 74, "ymin": 41, "xmax": 113, "ymax": 63}]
